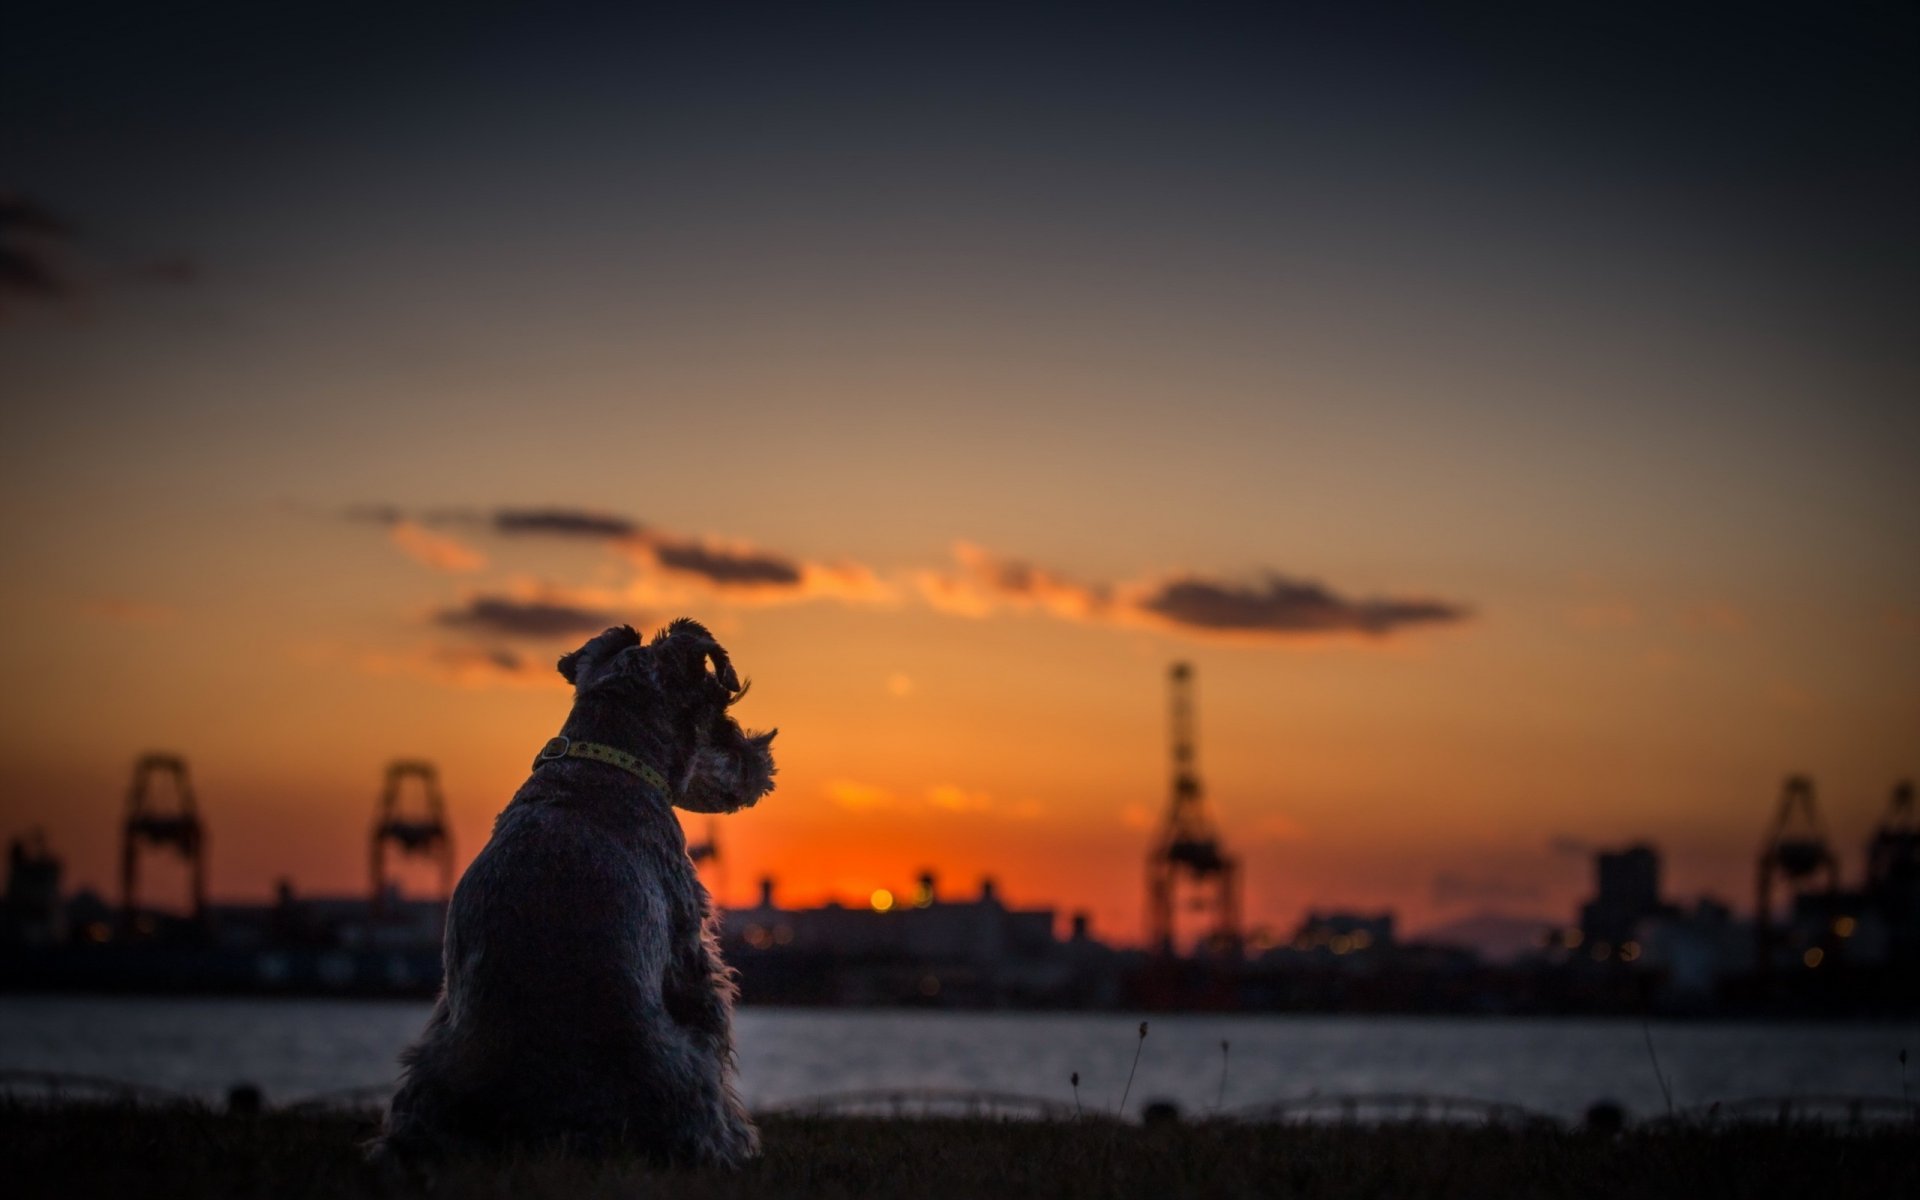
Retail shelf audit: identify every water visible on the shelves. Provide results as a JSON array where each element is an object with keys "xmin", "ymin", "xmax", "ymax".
[{"xmin": 1, "ymin": 996, "xmax": 1913, "ymax": 1120}]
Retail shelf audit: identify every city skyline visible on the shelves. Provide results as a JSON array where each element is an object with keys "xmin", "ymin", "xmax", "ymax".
[{"xmin": 2, "ymin": 4, "xmax": 1915, "ymax": 943}]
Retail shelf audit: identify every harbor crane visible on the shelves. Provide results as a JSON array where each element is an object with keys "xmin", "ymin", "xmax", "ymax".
[
  {"xmin": 370, "ymin": 760, "xmax": 453, "ymax": 916},
  {"xmin": 120, "ymin": 753, "xmax": 206, "ymax": 932},
  {"xmin": 1146, "ymin": 663, "xmax": 1241, "ymax": 957},
  {"xmin": 1755, "ymin": 774, "xmax": 1839, "ymax": 974}
]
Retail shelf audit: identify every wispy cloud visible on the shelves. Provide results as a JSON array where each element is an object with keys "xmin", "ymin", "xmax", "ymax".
[
  {"xmin": 0, "ymin": 193, "xmax": 74, "ymax": 315},
  {"xmin": 360, "ymin": 503, "xmax": 895, "ymax": 605},
  {"xmin": 493, "ymin": 508, "xmax": 639, "ymax": 539},
  {"xmin": 389, "ymin": 520, "xmax": 486, "ymax": 573},
  {"xmin": 1, "ymin": 191, "xmax": 197, "ymax": 320},
  {"xmin": 926, "ymin": 783, "xmax": 994, "ymax": 813},
  {"xmin": 434, "ymin": 594, "xmax": 623, "ymax": 640},
  {"xmin": 346, "ymin": 507, "xmax": 1468, "ymax": 649},
  {"xmin": 919, "ymin": 541, "xmax": 1469, "ymax": 642},
  {"xmin": 916, "ymin": 541, "xmax": 1111, "ymax": 621},
  {"xmin": 617, "ymin": 531, "xmax": 809, "ymax": 592},
  {"xmin": 355, "ymin": 642, "xmax": 564, "ymax": 690},
  {"xmin": 1138, "ymin": 575, "xmax": 1466, "ymax": 637},
  {"xmin": 826, "ymin": 779, "xmax": 895, "ymax": 811}
]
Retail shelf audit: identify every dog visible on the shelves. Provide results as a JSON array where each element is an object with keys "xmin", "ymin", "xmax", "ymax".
[{"xmin": 371, "ymin": 619, "xmax": 776, "ymax": 1167}]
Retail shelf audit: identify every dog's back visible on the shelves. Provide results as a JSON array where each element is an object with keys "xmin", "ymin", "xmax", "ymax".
[
  {"xmin": 385, "ymin": 787, "xmax": 691, "ymax": 1148},
  {"xmin": 373, "ymin": 621, "xmax": 774, "ymax": 1168}
]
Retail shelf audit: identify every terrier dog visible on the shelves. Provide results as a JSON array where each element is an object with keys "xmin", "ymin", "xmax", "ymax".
[{"xmin": 372, "ymin": 619, "xmax": 775, "ymax": 1166}]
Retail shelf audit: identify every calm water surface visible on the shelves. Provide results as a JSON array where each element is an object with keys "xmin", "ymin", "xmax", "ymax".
[{"xmin": 1, "ymin": 996, "xmax": 1913, "ymax": 1120}]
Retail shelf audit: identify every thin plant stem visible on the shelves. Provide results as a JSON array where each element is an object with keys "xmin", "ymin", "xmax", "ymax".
[
  {"xmin": 1215, "ymin": 1040, "xmax": 1230, "ymax": 1113},
  {"xmin": 1117, "ymin": 1021, "xmax": 1149, "ymax": 1117},
  {"xmin": 1642, "ymin": 1021, "xmax": 1674, "ymax": 1118}
]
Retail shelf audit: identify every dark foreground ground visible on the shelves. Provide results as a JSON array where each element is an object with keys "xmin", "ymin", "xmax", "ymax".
[{"xmin": 5, "ymin": 1104, "xmax": 1916, "ymax": 1200}]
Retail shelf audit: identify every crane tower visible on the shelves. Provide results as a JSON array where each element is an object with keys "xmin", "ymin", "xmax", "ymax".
[
  {"xmin": 688, "ymin": 818, "xmax": 727, "ymax": 906},
  {"xmin": 370, "ymin": 760, "xmax": 454, "ymax": 916},
  {"xmin": 1755, "ymin": 774, "xmax": 1839, "ymax": 973},
  {"xmin": 120, "ymin": 753, "xmax": 207, "ymax": 932},
  {"xmin": 1867, "ymin": 780, "xmax": 1917, "ymax": 893},
  {"xmin": 1146, "ymin": 663, "xmax": 1241, "ymax": 957},
  {"xmin": 1867, "ymin": 780, "xmax": 1919, "ymax": 961}
]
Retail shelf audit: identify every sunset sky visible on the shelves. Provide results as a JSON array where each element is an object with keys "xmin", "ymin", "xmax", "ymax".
[{"xmin": 2, "ymin": 3, "xmax": 1915, "ymax": 946}]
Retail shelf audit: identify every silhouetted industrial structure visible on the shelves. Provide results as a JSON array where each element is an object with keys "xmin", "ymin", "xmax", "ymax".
[
  {"xmin": 6, "ymin": 735, "xmax": 1917, "ymax": 1014},
  {"xmin": 119, "ymin": 753, "xmax": 206, "ymax": 932},
  {"xmin": 369, "ymin": 761, "xmax": 452, "ymax": 917},
  {"xmin": 1754, "ymin": 775, "xmax": 1840, "ymax": 976},
  {"xmin": 1146, "ymin": 663, "xmax": 1241, "ymax": 957},
  {"xmin": 4, "ymin": 830, "xmax": 63, "ymax": 945},
  {"xmin": 688, "ymin": 818, "xmax": 724, "ymax": 905},
  {"xmin": 1866, "ymin": 782, "xmax": 1918, "ymax": 962}
]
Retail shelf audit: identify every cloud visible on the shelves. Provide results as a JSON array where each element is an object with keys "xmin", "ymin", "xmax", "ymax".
[
  {"xmin": 634, "ymin": 534, "xmax": 803, "ymax": 587},
  {"xmin": 434, "ymin": 594, "xmax": 621, "ymax": 639},
  {"xmin": 921, "ymin": 541, "xmax": 1468, "ymax": 642},
  {"xmin": 826, "ymin": 780, "xmax": 895, "ymax": 811},
  {"xmin": 343, "ymin": 503, "xmax": 403, "ymax": 525},
  {"xmin": 356, "ymin": 643, "xmax": 563, "ymax": 690},
  {"xmin": 347, "ymin": 507, "xmax": 1464, "ymax": 645},
  {"xmin": 493, "ymin": 508, "xmax": 640, "ymax": 539},
  {"xmin": 1138, "ymin": 575, "xmax": 1467, "ymax": 637},
  {"xmin": 0, "ymin": 193, "xmax": 74, "ymax": 313},
  {"xmin": 916, "ymin": 541, "xmax": 1111, "ymax": 620},
  {"xmin": 926, "ymin": 784, "xmax": 994, "ymax": 813},
  {"xmin": 389, "ymin": 520, "xmax": 486, "ymax": 573},
  {"xmin": 359, "ymin": 503, "xmax": 895, "ymax": 604},
  {"xmin": 1, "ymin": 193, "xmax": 197, "ymax": 319}
]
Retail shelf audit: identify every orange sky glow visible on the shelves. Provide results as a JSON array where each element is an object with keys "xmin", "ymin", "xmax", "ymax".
[{"xmin": 2, "ymin": 4, "xmax": 1915, "ymax": 949}]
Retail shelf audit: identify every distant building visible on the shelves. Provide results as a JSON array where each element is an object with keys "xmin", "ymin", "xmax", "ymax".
[
  {"xmin": 719, "ymin": 872, "xmax": 1118, "ymax": 1007},
  {"xmin": 1578, "ymin": 844, "xmax": 1674, "ymax": 949},
  {"xmin": 2, "ymin": 831, "xmax": 65, "ymax": 946},
  {"xmin": 1282, "ymin": 910, "xmax": 1395, "ymax": 963},
  {"xmin": 1637, "ymin": 897, "xmax": 1751, "ymax": 1007}
]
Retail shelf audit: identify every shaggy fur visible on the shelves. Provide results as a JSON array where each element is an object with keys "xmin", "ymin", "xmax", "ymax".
[{"xmin": 371, "ymin": 619, "xmax": 776, "ymax": 1167}]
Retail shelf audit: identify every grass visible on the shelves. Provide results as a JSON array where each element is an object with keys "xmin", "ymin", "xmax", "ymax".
[{"xmin": 3, "ymin": 1102, "xmax": 1917, "ymax": 1199}]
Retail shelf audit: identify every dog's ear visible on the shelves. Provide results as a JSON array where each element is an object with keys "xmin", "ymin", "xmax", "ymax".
[
  {"xmin": 677, "ymin": 727, "xmax": 777, "ymax": 814},
  {"xmin": 650, "ymin": 617, "xmax": 741, "ymax": 694},
  {"xmin": 557, "ymin": 625, "xmax": 641, "ymax": 688}
]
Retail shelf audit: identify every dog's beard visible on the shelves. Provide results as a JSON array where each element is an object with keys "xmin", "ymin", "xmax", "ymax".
[{"xmin": 675, "ymin": 733, "xmax": 776, "ymax": 814}]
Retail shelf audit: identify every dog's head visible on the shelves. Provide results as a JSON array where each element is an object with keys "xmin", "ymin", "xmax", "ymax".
[{"xmin": 557, "ymin": 619, "xmax": 776, "ymax": 813}]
